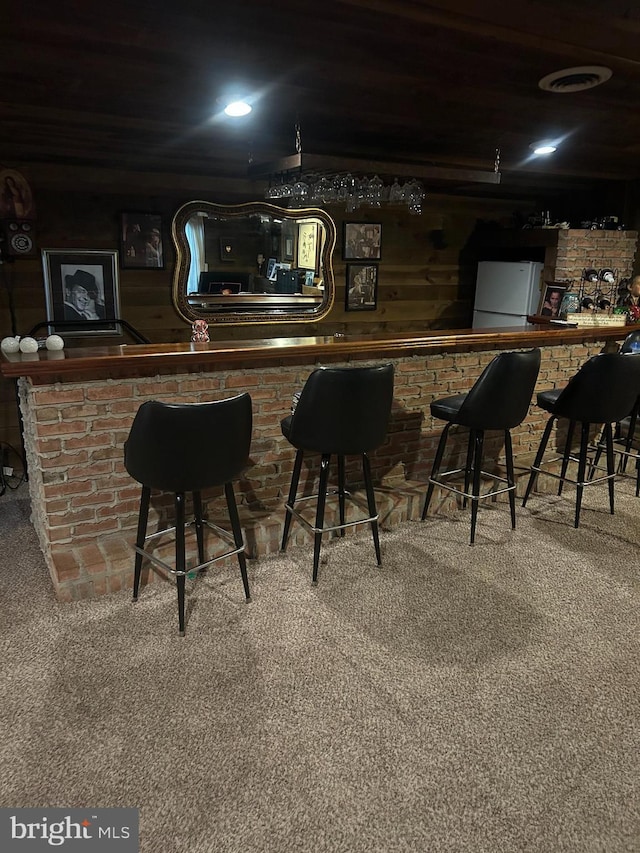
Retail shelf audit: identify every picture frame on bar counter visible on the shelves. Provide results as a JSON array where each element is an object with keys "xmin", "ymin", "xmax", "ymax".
[
  {"xmin": 346, "ymin": 263, "xmax": 378, "ymax": 311},
  {"xmin": 42, "ymin": 249, "xmax": 120, "ymax": 336},
  {"xmin": 538, "ymin": 283, "xmax": 566, "ymax": 319},
  {"xmin": 119, "ymin": 211, "xmax": 165, "ymax": 269}
]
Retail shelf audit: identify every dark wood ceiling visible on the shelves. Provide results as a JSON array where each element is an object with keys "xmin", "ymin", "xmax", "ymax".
[{"xmin": 3, "ymin": 0, "xmax": 640, "ymax": 197}]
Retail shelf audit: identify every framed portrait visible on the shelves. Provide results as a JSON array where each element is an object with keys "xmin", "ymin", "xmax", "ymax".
[
  {"xmin": 42, "ymin": 249, "xmax": 120, "ymax": 336},
  {"xmin": 343, "ymin": 222, "xmax": 382, "ymax": 260},
  {"xmin": 119, "ymin": 212, "xmax": 164, "ymax": 269},
  {"xmin": 297, "ymin": 222, "xmax": 318, "ymax": 270},
  {"xmin": 346, "ymin": 263, "xmax": 378, "ymax": 312},
  {"xmin": 538, "ymin": 283, "xmax": 567, "ymax": 318},
  {"xmin": 219, "ymin": 237, "xmax": 235, "ymax": 262}
]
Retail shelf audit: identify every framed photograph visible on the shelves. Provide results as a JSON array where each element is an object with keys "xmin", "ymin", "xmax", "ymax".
[
  {"xmin": 343, "ymin": 222, "xmax": 382, "ymax": 260},
  {"xmin": 269, "ymin": 262, "xmax": 291, "ymax": 283},
  {"xmin": 282, "ymin": 219, "xmax": 296, "ymax": 261},
  {"xmin": 538, "ymin": 283, "xmax": 566, "ymax": 318},
  {"xmin": 266, "ymin": 257, "xmax": 277, "ymax": 280},
  {"xmin": 119, "ymin": 212, "xmax": 164, "ymax": 269},
  {"xmin": 284, "ymin": 237, "xmax": 294, "ymax": 260},
  {"xmin": 346, "ymin": 263, "xmax": 378, "ymax": 311},
  {"xmin": 42, "ymin": 249, "xmax": 120, "ymax": 335},
  {"xmin": 219, "ymin": 237, "xmax": 235, "ymax": 262},
  {"xmin": 297, "ymin": 222, "xmax": 318, "ymax": 270}
]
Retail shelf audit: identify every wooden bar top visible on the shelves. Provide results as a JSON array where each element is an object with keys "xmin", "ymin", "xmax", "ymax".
[{"xmin": 2, "ymin": 323, "xmax": 635, "ymax": 384}]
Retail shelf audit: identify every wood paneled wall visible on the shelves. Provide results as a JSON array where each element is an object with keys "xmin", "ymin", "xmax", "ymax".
[{"xmin": 0, "ymin": 160, "xmax": 534, "ymax": 448}]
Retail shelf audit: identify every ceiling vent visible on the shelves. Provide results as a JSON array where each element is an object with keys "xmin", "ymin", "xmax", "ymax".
[{"xmin": 538, "ymin": 66, "xmax": 612, "ymax": 93}]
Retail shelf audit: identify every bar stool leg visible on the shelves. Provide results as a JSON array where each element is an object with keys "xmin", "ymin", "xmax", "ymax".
[
  {"xmin": 604, "ymin": 422, "xmax": 615, "ymax": 515},
  {"xmin": 312, "ymin": 454, "xmax": 330, "ymax": 585},
  {"xmin": 193, "ymin": 491, "xmax": 205, "ymax": 564},
  {"xmin": 575, "ymin": 422, "xmax": 590, "ymax": 528},
  {"xmin": 337, "ymin": 455, "xmax": 346, "ymax": 536},
  {"xmin": 133, "ymin": 485, "xmax": 150, "ymax": 601},
  {"xmin": 175, "ymin": 492, "xmax": 187, "ymax": 636},
  {"xmin": 469, "ymin": 430, "xmax": 484, "ymax": 545},
  {"xmin": 589, "ymin": 425, "xmax": 606, "ymax": 480},
  {"xmin": 281, "ymin": 449, "xmax": 303, "ymax": 552},
  {"xmin": 621, "ymin": 400, "xmax": 639, "ymax": 473},
  {"xmin": 422, "ymin": 423, "xmax": 451, "ymax": 520},
  {"xmin": 558, "ymin": 420, "xmax": 576, "ymax": 496},
  {"xmin": 523, "ymin": 416, "xmax": 556, "ymax": 507},
  {"xmin": 463, "ymin": 429, "xmax": 475, "ymax": 509},
  {"xmin": 225, "ymin": 481, "xmax": 250, "ymax": 601},
  {"xmin": 588, "ymin": 430, "xmax": 604, "ymax": 481},
  {"xmin": 504, "ymin": 430, "xmax": 516, "ymax": 529},
  {"xmin": 362, "ymin": 452, "xmax": 381, "ymax": 565}
]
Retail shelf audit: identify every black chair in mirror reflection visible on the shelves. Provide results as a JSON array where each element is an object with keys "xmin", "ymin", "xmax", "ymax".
[
  {"xmin": 588, "ymin": 330, "xmax": 640, "ymax": 494},
  {"xmin": 422, "ymin": 349, "xmax": 541, "ymax": 544},
  {"xmin": 280, "ymin": 364, "xmax": 395, "ymax": 584},
  {"xmin": 124, "ymin": 394, "xmax": 252, "ymax": 636},
  {"xmin": 522, "ymin": 351, "xmax": 640, "ymax": 528}
]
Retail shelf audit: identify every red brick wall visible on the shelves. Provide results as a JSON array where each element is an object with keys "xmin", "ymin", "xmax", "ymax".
[
  {"xmin": 19, "ymin": 340, "xmax": 613, "ymax": 600},
  {"xmin": 544, "ymin": 229, "xmax": 637, "ymax": 294}
]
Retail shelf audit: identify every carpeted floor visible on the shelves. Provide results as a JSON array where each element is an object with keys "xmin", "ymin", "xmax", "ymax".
[{"xmin": 0, "ymin": 477, "xmax": 639, "ymax": 852}]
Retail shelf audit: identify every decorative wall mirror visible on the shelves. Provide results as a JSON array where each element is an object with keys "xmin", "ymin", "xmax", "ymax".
[{"xmin": 171, "ymin": 201, "xmax": 337, "ymax": 325}]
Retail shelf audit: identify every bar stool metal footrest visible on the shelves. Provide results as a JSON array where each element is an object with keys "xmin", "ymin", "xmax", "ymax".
[
  {"xmin": 135, "ymin": 518, "xmax": 247, "ymax": 580},
  {"xmin": 429, "ymin": 464, "xmax": 516, "ymax": 503}
]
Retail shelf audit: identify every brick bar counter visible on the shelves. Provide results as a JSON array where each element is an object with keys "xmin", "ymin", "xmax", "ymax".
[{"xmin": 1, "ymin": 324, "xmax": 632, "ymax": 600}]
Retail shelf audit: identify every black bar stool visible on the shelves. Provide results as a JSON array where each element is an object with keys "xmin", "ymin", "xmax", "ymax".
[
  {"xmin": 124, "ymin": 394, "xmax": 252, "ymax": 635},
  {"xmin": 280, "ymin": 364, "xmax": 394, "ymax": 584},
  {"xmin": 522, "ymin": 352, "xmax": 640, "ymax": 527},
  {"xmin": 422, "ymin": 349, "xmax": 541, "ymax": 544},
  {"xmin": 590, "ymin": 330, "xmax": 640, "ymax": 482}
]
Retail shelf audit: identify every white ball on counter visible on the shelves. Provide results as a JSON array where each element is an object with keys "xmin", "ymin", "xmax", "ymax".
[
  {"xmin": 45, "ymin": 334, "xmax": 65, "ymax": 351},
  {"xmin": 19, "ymin": 336, "xmax": 39, "ymax": 353},
  {"xmin": 1, "ymin": 336, "xmax": 21, "ymax": 353}
]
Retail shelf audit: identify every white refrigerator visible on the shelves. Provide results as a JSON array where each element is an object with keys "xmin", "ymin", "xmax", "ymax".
[{"xmin": 472, "ymin": 261, "xmax": 544, "ymax": 328}]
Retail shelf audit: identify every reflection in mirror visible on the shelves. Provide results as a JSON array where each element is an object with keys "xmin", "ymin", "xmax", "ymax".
[{"xmin": 171, "ymin": 201, "xmax": 337, "ymax": 325}]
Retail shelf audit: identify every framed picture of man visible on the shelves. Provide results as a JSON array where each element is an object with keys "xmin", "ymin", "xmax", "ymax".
[
  {"xmin": 42, "ymin": 249, "xmax": 120, "ymax": 335},
  {"xmin": 346, "ymin": 263, "xmax": 378, "ymax": 311},
  {"xmin": 538, "ymin": 284, "xmax": 566, "ymax": 318},
  {"xmin": 119, "ymin": 212, "xmax": 165, "ymax": 269},
  {"xmin": 343, "ymin": 222, "xmax": 382, "ymax": 260}
]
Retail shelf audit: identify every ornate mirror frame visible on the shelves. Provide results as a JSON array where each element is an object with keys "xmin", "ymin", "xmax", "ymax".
[{"xmin": 171, "ymin": 200, "xmax": 337, "ymax": 326}]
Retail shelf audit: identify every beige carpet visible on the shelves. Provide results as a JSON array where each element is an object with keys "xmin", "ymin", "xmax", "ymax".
[{"xmin": 0, "ymin": 477, "xmax": 639, "ymax": 852}]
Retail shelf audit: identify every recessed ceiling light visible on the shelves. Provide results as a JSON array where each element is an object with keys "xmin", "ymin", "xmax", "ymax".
[
  {"xmin": 529, "ymin": 142, "xmax": 558, "ymax": 155},
  {"xmin": 223, "ymin": 100, "xmax": 252, "ymax": 117}
]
